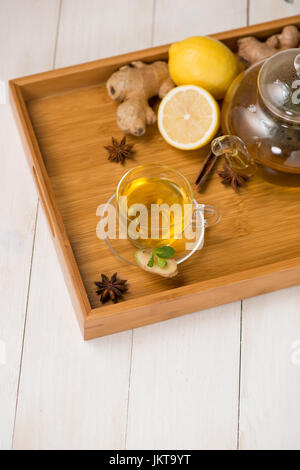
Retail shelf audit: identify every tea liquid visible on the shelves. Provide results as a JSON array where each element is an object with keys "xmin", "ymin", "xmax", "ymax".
[{"xmin": 119, "ymin": 177, "xmax": 192, "ymax": 249}]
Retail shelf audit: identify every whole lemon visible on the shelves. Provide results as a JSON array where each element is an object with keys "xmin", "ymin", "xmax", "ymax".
[{"xmin": 169, "ymin": 36, "xmax": 240, "ymax": 100}]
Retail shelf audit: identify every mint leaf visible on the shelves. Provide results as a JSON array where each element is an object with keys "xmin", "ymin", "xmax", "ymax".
[
  {"xmin": 146, "ymin": 246, "xmax": 175, "ymax": 269},
  {"xmin": 157, "ymin": 256, "xmax": 167, "ymax": 268},
  {"xmin": 147, "ymin": 253, "xmax": 154, "ymax": 267},
  {"xmin": 154, "ymin": 246, "xmax": 176, "ymax": 259}
]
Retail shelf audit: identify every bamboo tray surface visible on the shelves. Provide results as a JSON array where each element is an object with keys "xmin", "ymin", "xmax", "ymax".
[{"xmin": 10, "ymin": 15, "xmax": 300, "ymax": 339}]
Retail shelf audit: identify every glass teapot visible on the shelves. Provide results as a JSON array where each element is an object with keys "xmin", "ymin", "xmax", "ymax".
[{"xmin": 212, "ymin": 48, "xmax": 300, "ymax": 186}]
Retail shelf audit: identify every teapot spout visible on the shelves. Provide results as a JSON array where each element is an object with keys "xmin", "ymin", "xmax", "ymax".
[{"xmin": 211, "ymin": 135, "xmax": 256, "ymax": 176}]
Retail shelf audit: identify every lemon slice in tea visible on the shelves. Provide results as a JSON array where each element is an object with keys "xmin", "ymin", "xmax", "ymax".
[{"xmin": 158, "ymin": 85, "xmax": 220, "ymax": 150}]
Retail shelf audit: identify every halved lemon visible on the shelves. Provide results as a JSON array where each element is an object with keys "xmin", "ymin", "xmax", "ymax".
[{"xmin": 158, "ymin": 85, "xmax": 220, "ymax": 150}]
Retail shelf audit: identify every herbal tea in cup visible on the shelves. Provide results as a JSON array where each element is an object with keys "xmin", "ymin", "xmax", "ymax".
[{"xmin": 116, "ymin": 164, "xmax": 220, "ymax": 251}]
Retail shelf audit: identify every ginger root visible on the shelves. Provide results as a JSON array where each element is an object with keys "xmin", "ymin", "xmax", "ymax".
[
  {"xmin": 106, "ymin": 60, "xmax": 174, "ymax": 136},
  {"xmin": 238, "ymin": 25, "xmax": 300, "ymax": 66},
  {"xmin": 135, "ymin": 250, "xmax": 178, "ymax": 278}
]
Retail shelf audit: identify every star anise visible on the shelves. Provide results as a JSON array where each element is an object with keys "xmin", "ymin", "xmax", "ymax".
[
  {"xmin": 95, "ymin": 273, "xmax": 128, "ymax": 304},
  {"xmin": 104, "ymin": 136, "xmax": 134, "ymax": 164},
  {"xmin": 218, "ymin": 163, "xmax": 250, "ymax": 192}
]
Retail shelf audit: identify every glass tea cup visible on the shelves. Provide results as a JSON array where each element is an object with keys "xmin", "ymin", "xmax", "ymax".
[{"xmin": 116, "ymin": 164, "xmax": 220, "ymax": 252}]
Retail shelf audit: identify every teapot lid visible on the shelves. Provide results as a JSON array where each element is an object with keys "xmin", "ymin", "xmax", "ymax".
[{"xmin": 258, "ymin": 48, "xmax": 300, "ymax": 123}]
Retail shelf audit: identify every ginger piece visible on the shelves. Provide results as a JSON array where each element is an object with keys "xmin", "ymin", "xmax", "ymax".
[
  {"xmin": 238, "ymin": 25, "xmax": 300, "ymax": 66},
  {"xmin": 135, "ymin": 250, "xmax": 178, "ymax": 278},
  {"xmin": 237, "ymin": 36, "xmax": 276, "ymax": 65},
  {"xmin": 266, "ymin": 25, "xmax": 300, "ymax": 50},
  {"xmin": 106, "ymin": 61, "xmax": 174, "ymax": 136}
]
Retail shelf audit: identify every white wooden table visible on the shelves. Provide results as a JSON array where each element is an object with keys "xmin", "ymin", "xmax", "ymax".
[{"xmin": 1, "ymin": 0, "xmax": 300, "ymax": 450}]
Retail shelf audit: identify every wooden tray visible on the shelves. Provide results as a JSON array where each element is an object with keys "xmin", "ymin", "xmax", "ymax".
[{"xmin": 10, "ymin": 15, "xmax": 300, "ymax": 340}]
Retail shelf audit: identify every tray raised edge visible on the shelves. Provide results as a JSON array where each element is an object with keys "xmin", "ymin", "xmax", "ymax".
[{"xmin": 9, "ymin": 14, "xmax": 300, "ymax": 340}]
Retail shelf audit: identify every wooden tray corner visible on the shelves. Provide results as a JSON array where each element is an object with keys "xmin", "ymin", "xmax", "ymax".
[{"xmin": 10, "ymin": 14, "xmax": 300, "ymax": 339}]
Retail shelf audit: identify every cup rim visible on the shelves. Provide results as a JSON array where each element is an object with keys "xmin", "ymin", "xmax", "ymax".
[
  {"xmin": 100, "ymin": 193, "xmax": 205, "ymax": 265},
  {"xmin": 116, "ymin": 163, "xmax": 194, "ymax": 229}
]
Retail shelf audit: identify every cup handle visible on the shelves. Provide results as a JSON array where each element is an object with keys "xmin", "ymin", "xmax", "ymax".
[{"xmin": 195, "ymin": 204, "xmax": 221, "ymax": 228}]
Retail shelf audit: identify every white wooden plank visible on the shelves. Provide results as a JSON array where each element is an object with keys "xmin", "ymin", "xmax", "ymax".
[
  {"xmin": 250, "ymin": 0, "xmax": 300, "ymax": 24},
  {"xmin": 239, "ymin": 289, "xmax": 300, "ymax": 450},
  {"xmin": 55, "ymin": 0, "xmax": 154, "ymax": 67},
  {"xmin": 239, "ymin": 1, "xmax": 300, "ymax": 450},
  {"xmin": 13, "ymin": 0, "xmax": 154, "ymax": 450},
  {"xmin": 13, "ymin": 211, "xmax": 132, "ymax": 450},
  {"xmin": 153, "ymin": 0, "xmax": 248, "ymax": 45},
  {"xmin": 0, "ymin": 0, "xmax": 61, "ymax": 82},
  {"xmin": 124, "ymin": 0, "xmax": 248, "ymax": 450},
  {"xmin": 0, "ymin": 0, "xmax": 61, "ymax": 450},
  {"xmin": 0, "ymin": 105, "xmax": 37, "ymax": 451},
  {"xmin": 125, "ymin": 0, "xmax": 247, "ymax": 450},
  {"xmin": 126, "ymin": 305, "xmax": 241, "ymax": 449}
]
